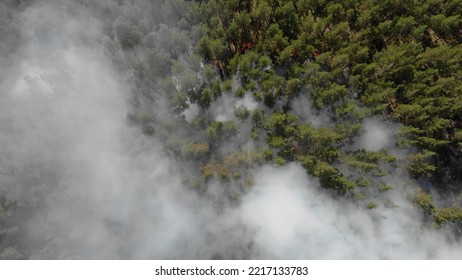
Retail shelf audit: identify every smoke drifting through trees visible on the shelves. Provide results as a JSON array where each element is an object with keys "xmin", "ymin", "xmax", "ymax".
[{"xmin": 0, "ymin": 0, "xmax": 461, "ymax": 259}]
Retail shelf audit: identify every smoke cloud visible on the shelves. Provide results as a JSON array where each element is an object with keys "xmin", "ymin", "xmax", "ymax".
[{"xmin": 0, "ymin": 0, "xmax": 461, "ymax": 260}]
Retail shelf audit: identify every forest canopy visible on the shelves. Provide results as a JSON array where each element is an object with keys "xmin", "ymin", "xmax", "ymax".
[
  {"xmin": 1, "ymin": 0, "xmax": 462, "ymax": 259},
  {"xmin": 141, "ymin": 0, "xmax": 462, "ymax": 226}
]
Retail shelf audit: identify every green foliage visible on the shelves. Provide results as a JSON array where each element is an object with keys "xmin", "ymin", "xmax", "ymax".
[
  {"xmin": 407, "ymin": 150, "xmax": 437, "ymax": 178},
  {"xmin": 188, "ymin": 0, "xmax": 462, "ymax": 184},
  {"xmin": 263, "ymin": 113, "xmax": 298, "ymax": 136},
  {"xmin": 121, "ymin": 0, "xmax": 462, "ymax": 231},
  {"xmin": 285, "ymin": 78, "xmax": 302, "ymax": 98},
  {"xmin": 377, "ymin": 183, "xmax": 393, "ymax": 192},
  {"xmin": 274, "ymin": 156, "xmax": 287, "ymax": 165},
  {"xmin": 234, "ymin": 105, "xmax": 250, "ymax": 120},
  {"xmin": 366, "ymin": 202, "xmax": 378, "ymax": 210},
  {"xmin": 434, "ymin": 207, "xmax": 462, "ymax": 227},
  {"xmin": 356, "ymin": 178, "xmax": 371, "ymax": 187},
  {"xmin": 207, "ymin": 121, "xmax": 238, "ymax": 141},
  {"xmin": 342, "ymin": 150, "xmax": 396, "ymax": 173},
  {"xmin": 412, "ymin": 189, "xmax": 462, "ymax": 227},
  {"xmin": 182, "ymin": 142, "xmax": 210, "ymax": 160},
  {"xmin": 298, "ymin": 125, "xmax": 342, "ymax": 162},
  {"xmin": 263, "ymin": 23, "xmax": 289, "ymax": 58},
  {"xmin": 251, "ymin": 108, "xmax": 265, "ymax": 127},
  {"xmin": 298, "ymin": 158, "xmax": 355, "ymax": 194},
  {"xmin": 113, "ymin": 19, "xmax": 141, "ymax": 49},
  {"xmin": 200, "ymin": 151, "xmax": 253, "ymax": 182},
  {"xmin": 135, "ymin": 112, "xmax": 156, "ymax": 135},
  {"xmin": 222, "ymin": 79, "xmax": 233, "ymax": 91},
  {"xmin": 236, "ymin": 87, "xmax": 245, "ymax": 98},
  {"xmin": 412, "ymin": 190, "xmax": 435, "ymax": 215},
  {"xmin": 198, "ymin": 87, "xmax": 213, "ymax": 108},
  {"xmin": 170, "ymin": 91, "xmax": 189, "ymax": 113}
]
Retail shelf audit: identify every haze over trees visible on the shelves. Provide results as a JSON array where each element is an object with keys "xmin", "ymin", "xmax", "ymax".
[
  {"xmin": 165, "ymin": 0, "xmax": 462, "ymax": 225},
  {"xmin": 0, "ymin": 0, "xmax": 461, "ymax": 259}
]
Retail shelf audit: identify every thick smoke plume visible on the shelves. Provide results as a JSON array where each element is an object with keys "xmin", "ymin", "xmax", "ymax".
[{"xmin": 0, "ymin": 0, "xmax": 461, "ymax": 259}]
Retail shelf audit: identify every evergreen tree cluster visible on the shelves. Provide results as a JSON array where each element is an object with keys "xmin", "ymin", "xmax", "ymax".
[{"xmin": 115, "ymin": 0, "xmax": 462, "ymax": 227}]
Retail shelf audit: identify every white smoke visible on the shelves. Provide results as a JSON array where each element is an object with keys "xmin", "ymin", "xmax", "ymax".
[
  {"xmin": 0, "ymin": 0, "xmax": 460, "ymax": 260},
  {"xmin": 239, "ymin": 164, "xmax": 462, "ymax": 259},
  {"xmin": 358, "ymin": 118, "xmax": 396, "ymax": 152},
  {"xmin": 0, "ymin": 0, "xmax": 207, "ymax": 259},
  {"xmin": 290, "ymin": 93, "xmax": 330, "ymax": 127}
]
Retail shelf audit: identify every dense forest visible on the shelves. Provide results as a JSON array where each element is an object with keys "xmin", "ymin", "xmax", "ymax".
[
  {"xmin": 120, "ymin": 0, "xmax": 462, "ymax": 226},
  {"xmin": 0, "ymin": 0, "xmax": 461, "ymax": 259}
]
